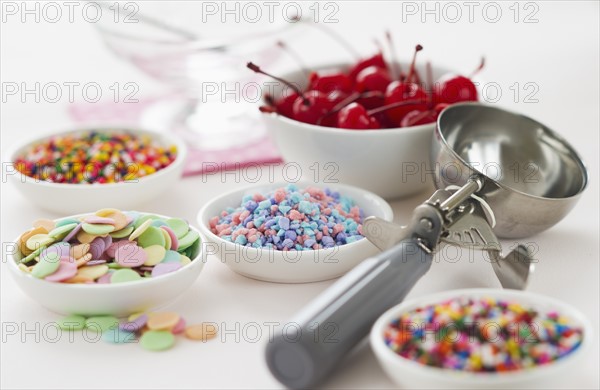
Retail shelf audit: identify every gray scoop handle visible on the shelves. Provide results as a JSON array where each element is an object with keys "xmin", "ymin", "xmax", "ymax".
[{"xmin": 265, "ymin": 239, "xmax": 433, "ymax": 389}]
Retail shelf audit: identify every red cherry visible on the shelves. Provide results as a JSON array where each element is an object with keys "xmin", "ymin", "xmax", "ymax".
[
  {"xmin": 274, "ymin": 92, "xmax": 299, "ymax": 118},
  {"xmin": 337, "ymin": 103, "xmax": 380, "ymax": 130},
  {"xmin": 399, "ymin": 103, "xmax": 451, "ymax": 127},
  {"xmin": 292, "ymin": 90, "xmax": 334, "ymax": 125},
  {"xmin": 349, "ymin": 53, "xmax": 388, "ymax": 80},
  {"xmin": 355, "ymin": 66, "xmax": 392, "ymax": 93},
  {"xmin": 433, "ymin": 75, "xmax": 478, "ymax": 104},
  {"xmin": 308, "ymin": 71, "xmax": 354, "ymax": 94},
  {"xmin": 384, "ymin": 81, "xmax": 428, "ymax": 124},
  {"xmin": 400, "ymin": 109, "xmax": 437, "ymax": 127},
  {"xmin": 433, "ymin": 58, "xmax": 484, "ymax": 104},
  {"xmin": 326, "ymin": 90, "xmax": 349, "ymax": 106}
]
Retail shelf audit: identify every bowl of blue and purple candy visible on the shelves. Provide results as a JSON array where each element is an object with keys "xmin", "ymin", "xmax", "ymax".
[
  {"xmin": 7, "ymin": 208, "xmax": 203, "ymax": 316},
  {"xmin": 197, "ymin": 182, "xmax": 393, "ymax": 283}
]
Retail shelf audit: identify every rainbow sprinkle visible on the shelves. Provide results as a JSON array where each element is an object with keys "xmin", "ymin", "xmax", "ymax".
[
  {"xmin": 384, "ymin": 297, "xmax": 583, "ymax": 372},
  {"xmin": 13, "ymin": 131, "xmax": 177, "ymax": 184}
]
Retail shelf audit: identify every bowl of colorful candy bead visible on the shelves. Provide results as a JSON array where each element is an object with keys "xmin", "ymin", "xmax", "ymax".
[
  {"xmin": 197, "ymin": 182, "xmax": 393, "ymax": 283},
  {"xmin": 6, "ymin": 126, "xmax": 187, "ymax": 214},
  {"xmin": 370, "ymin": 289, "xmax": 592, "ymax": 389},
  {"xmin": 7, "ymin": 208, "xmax": 203, "ymax": 317},
  {"xmin": 249, "ymin": 43, "xmax": 484, "ymax": 199}
]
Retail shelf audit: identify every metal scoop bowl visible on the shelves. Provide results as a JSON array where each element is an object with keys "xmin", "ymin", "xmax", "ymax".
[{"xmin": 433, "ymin": 103, "xmax": 588, "ymax": 238}]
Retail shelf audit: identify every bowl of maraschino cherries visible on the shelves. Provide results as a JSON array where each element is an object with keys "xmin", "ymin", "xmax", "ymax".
[{"xmin": 249, "ymin": 39, "xmax": 484, "ymax": 199}]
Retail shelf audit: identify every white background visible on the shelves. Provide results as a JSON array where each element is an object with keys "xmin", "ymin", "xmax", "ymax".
[{"xmin": 1, "ymin": 1, "xmax": 599, "ymax": 389}]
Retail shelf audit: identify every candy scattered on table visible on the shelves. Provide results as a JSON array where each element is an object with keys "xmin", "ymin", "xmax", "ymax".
[
  {"xmin": 16, "ymin": 209, "xmax": 200, "ymax": 283},
  {"xmin": 13, "ymin": 131, "xmax": 177, "ymax": 184},
  {"xmin": 383, "ymin": 297, "xmax": 584, "ymax": 372},
  {"xmin": 210, "ymin": 185, "xmax": 365, "ymax": 251},
  {"xmin": 55, "ymin": 311, "xmax": 218, "ymax": 352}
]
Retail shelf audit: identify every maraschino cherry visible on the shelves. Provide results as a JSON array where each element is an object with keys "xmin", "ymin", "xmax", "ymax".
[
  {"xmin": 247, "ymin": 62, "xmax": 333, "ymax": 125},
  {"xmin": 383, "ymin": 45, "xmax": 428, "ymax": 124},
  {"xmin": 434, "ymin": 58, "xmax": 484, "ymax": 104},
  {"xmin": 355, "ymin": 66, "xmax": 392, "ymax": 93},
  {"xmin": 337, "ymin": 103, "xmax": 380, "ymax": 130}
]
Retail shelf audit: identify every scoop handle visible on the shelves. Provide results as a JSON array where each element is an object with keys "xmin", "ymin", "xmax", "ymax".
[{"xmin": 265, "ymin": 239, "xmax": 433, "ymax": 389}]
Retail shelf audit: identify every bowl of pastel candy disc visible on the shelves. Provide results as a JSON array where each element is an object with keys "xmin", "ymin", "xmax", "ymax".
[{"xmin": 8, "ymin": 208, "xmax": 203, "ymax": 316}]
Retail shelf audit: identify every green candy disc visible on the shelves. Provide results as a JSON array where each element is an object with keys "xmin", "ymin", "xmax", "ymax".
[
  {"xmin": 19, "ymin": 245, "xmax": 46, "ymax": 264},
  {"xmin": 55, "ymin": 218, "xmax": 80, "ymax": 228},
  {"xmin": 110, "ymin": 226, "xmax": 134, "ymax": 239},
  {"xmin": 165, "ymin": 218, "xmax": 188, "ymax": 239},
  {"xmin": 48, "ymin": 223, "xmax": 78, "ymax": 239},
  {"xmin": 57, "ymin": 315, "xmax": 86, "ymax": 330},
  {"xmin": 136, "ymin": 226, "xmax": 166, "ymax": 248},
  {"xmin": 85, "ymin": 316, "xmax": 119, "ymax": 332},
  {"xmin": 177, "ymin": 230, "xmax": 200, "ymax": 252},
  {"xmin": 140, "ymin": 330, "xmax": 175, "ymax": 351},
  {"xmin": 82, "ymin": 223, "xmax": 115, "ymax": 235},
  {"xmin": 30, "ymin": 249, "xmax": 62, "ymax": 278},
  {"xmin": 110, "ymin": 269, "xmax": 141, "ymax": 283},
  {"xmin": 134, "ymin": 215, "xmax": 158, "ymax": 229}
]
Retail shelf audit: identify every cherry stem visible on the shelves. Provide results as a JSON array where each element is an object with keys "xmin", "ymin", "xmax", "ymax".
[
  {"xmin": 469, "ymin": 57, "xmax": 485, "ymax": 78},
  {"xmin": 316, "ymin": 91, "xmax": 384, "ymax": 125},
  {"xmin": 426, "ymin": 61, "xmax": 433, "ymax": 108},
  {"xmin": 406, "ymin": 44, "xmax": 423, "ymax": 84},
  {"xmin": 367, "ymin": 99, "xmax": 424, "ymax": 116},
  {"xmin": 259, "ymin": 106, "xmax": 277, "ymax": 114},
  {"xmin": 276, "ymin": 41, "xmax": 311, "ymax": 79},
  {"xmin": 385, "ymin": 30, "xmax": 403, "ymax": 80},
  {"xmin": 264, "ymin": 93, "xmax": 276, "ymax": 107},
  {"xmin": 247, "ymin": 62, "xmax": 309, "ymax": 105},
  {"xmin": 298, "ymin": 17, "xmax": 360, "ymax": 59}
]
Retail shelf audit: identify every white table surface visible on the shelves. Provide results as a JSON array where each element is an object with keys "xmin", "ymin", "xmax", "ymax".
[{"xmin": 1, "ymin": 1, "xmax": 599, "ymax": 389}]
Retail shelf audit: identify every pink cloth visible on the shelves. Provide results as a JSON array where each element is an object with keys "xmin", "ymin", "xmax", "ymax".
[{"xmin": 67, "ymin": 97, "xmax": 282, "ymax": 176}]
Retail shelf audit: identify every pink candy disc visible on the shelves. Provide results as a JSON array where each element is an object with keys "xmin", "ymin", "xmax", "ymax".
[
  {"xmin": 84, "ymin": 216, "xmax": 116, "ymax": 225},
  {"xmin": 96, "ymin": 272, "xmax": 113, "ymax": 284},
  {"xmin": 44, "ymin": 257, "xmax": 77, "ymax": 282},
  {"xmin": 90, "ymin": 237, "xmax": 106, "ymax": 259},
  {"xmin": 86, "ymin": 260, "xmax": 107, "ymax": 266},
  {"xmin": 115, "ymin": 242, "xmax": 147, "ymax": 268},
  {"xmin": 106, "ymin": 240, "xmax": 131, "ymax": 258},
  {"xmin": 171, "ymin": 317, "xmax": 186, "ymax": 334},
  {"xmin": 151, "ymin": 262, "xmax": 182, "ymax": 277},
  {"xmin": 160, "ymin": 226, "xmax": 178, "ymax": 250},
  {"xmin": 102, "ymin": 235, "xmax": 113, "ymax": 249}
]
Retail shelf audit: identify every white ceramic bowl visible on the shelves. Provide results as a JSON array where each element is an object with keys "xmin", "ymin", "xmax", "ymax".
[
  {"xmin": 371, "ymin": 289, "xmax": 593, "ymax": 389},
  {"xmin": 262, "ymin": 62, "xmax": 472, "ymax": 200},
  {"xmin": 5, "ymin": 126, "xmax": 187, "ymax": 214},
  {"xmin": 197, "ymin": 182, "xmax": 393, "ymax": 283},
  {"xmin": 7, "ymin": 213, "xmax": 204, "ymax": 317}
]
